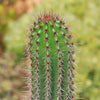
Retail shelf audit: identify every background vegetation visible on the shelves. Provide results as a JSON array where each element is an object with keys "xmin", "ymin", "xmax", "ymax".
[{"xmin": 0, "ymin": 0, "xmax": 100, "ymax": 100}]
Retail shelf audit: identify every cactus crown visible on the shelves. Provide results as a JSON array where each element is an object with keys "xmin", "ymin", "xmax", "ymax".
[{"xmin": 26, "ymin": 11, "xmax": 75, "ymax": 100}]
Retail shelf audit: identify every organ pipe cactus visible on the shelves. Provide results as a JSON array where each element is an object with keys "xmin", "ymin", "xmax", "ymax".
[{"xmin": 26, "ymin": 11, "xmax": 76, "ymax": 100}]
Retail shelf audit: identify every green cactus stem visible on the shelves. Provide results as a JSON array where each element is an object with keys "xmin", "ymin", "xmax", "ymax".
[{"xmin": 26, "ymin": 11, "xmax": 75, "ymax": 100}]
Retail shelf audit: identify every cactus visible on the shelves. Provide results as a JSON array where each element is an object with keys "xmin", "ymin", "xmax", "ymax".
[{"xmin": 26, "ymin": 11, "xmax": 75, "ymax": 100}]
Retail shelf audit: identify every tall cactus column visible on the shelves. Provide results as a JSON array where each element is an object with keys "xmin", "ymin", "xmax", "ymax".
[{"xmin": 26, "ymin": 12, "xmax": 75, "ymax": 100}]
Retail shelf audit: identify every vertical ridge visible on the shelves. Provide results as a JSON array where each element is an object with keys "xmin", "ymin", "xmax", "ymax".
[
  {"xmin": 48, "ymin": 21, "xmax": 58, "ymax": 100},
  {"xmin": 44, "ymin": 25, "xmax": 52, "ymax": 100},
  {"xmin": 53, "ymin": 29, "xmax": 63, "ymax": 100},
  {"xmin": 33, "ymin": 29, "xmax": 41, "ymax": 100},
  {"xmin": 65, "ymin": 34, "xmax": 75, "ymax": 100}
]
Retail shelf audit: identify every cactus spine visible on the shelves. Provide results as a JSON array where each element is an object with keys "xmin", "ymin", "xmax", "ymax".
[{"xmin": 26, "ymin": 11, "xmax": 75, "ymax": 100}]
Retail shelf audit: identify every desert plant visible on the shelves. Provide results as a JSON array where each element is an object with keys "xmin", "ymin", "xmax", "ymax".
[{"xmin": 26, "ymin": 11, "xmax": 75, "ymax": 100}]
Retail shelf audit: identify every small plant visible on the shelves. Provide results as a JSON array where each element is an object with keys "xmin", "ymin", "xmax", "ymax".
[{"xmin": 26, "ymin": 11, "xmax": 76, "ymax": 100}]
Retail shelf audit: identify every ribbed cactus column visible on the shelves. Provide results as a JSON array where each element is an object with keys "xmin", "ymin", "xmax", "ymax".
[{"xmin": 26, "ymin": 12, "xmax": 75, "ymax": 100}]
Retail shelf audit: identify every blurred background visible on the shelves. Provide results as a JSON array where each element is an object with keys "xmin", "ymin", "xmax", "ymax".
[{"xmin": 0, "ymin": 0, "xmax": 100, "ymax": 100}]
